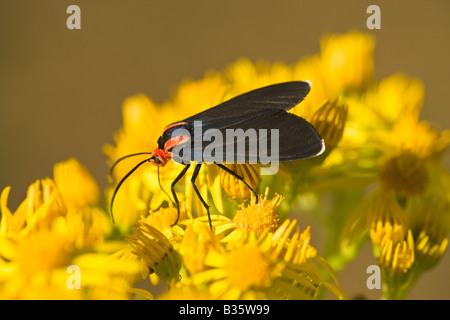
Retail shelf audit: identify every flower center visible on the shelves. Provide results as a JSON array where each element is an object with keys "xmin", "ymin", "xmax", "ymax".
[
  {"xmin": 226, "ymin": 246, "xmax": 273, "ymax": 290},
  {"xmin": 233, "ymin": 189, "xmax": 282, "ymax": 235},
  {"xmin": 379, "ymin": 151, "xmax": 428, "ymax": 195}
]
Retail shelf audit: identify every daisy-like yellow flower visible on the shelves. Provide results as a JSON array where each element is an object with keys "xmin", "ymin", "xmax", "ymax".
[
  {"xmin": 177, "ymin": 221, "xmax": 223, "ymax": 274},
  {"xmin": 320, "ymin": 31, "xmax": 375, "ymax": 93},
  {"xmin": 371, "ymin": 73, "xmax": 424, "ymax": 124},
  {"xmin": 54, "ymin": 157, "xmax": 101, "ymax": 208},
  {"xmin": 1, "ymin": 159, "xmax": 110, "ymax": 242},
  {"xmin": 69, "ymin": 250, "xmax": 141, "ymax": 300},
  {"xmin": 128, "ymin": 185, "xmax": 344, "ymax": 300},
  {"xmin": 177, "ymin": 219, "xmax": 345, "ymax": 300},
  {"xmin": 141, "ymin": 206, "xmax": 185, "ymax": 240},
  {"xmin": 208, "ymin": 187, "xmax": 283, "ymax": 245},
  {"xmin": 0, "ymin": 179, "xmax": 66, "ymax": 238},
  {"xmin": 125, "ymin": 217, "xmax": 182, "ymax": 283},
  {"xmin": 391, "ymin": 117, "xmax": 450, "ymax": 159},
  {"xmin": 232, "ymin": 188, "xmax": 282, "ymax": 236},
  {"xmin": 0, "ymin": 158, "xmax": 136, "ymax": 299}
]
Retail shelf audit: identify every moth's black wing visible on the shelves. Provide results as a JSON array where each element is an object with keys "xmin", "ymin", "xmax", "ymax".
[
  {"xmin": 180, "ymin": 81, "xmax": 311, "ymax": 131},
  {"xmin": 169, "ymin": 81, "xmax": 323, "ymax": 164},
  {"xmin": 199, "ymin": 109, "xmax": 323, "ymax": 163},
  {"xmin": 172, "ymin": 109, "xmax": 324, "ymax": 164}
]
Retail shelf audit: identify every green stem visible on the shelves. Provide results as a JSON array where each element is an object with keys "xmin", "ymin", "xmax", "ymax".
[{"xmin": 381, "ymin": 267, "xmax": 421, "ymax": 300}]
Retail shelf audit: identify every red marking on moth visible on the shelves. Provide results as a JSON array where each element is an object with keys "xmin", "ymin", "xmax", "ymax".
[
  {"xmin": 164, "ymin": 135, "xmax": 191, "ymax": 153},
  {"xmin": 161, "ymin": 122, "xmax": 188, "ymax": 135}
]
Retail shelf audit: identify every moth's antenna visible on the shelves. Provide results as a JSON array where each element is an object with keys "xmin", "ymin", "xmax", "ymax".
[
  {"xmin": 109, "ymin": 152, "xmax": 154, "ymax": 179},
  {"xmin": 110, "ymin": 157, "xmax": 152, "ymax": 223}
]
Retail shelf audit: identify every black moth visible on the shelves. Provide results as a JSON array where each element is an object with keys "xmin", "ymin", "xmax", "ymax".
[{"xmin": 110, "ymin": 81, "xmax": 324, "ymax": 228}]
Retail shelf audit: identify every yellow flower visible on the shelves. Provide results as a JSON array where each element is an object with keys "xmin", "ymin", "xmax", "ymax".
[
  {"xmin": 226, "ymin": 245, "xmax": 277, "ymax": 291},
  {"xmin": 333, "ymin": 50, "xmax": 449, "ymax": 284},
  {"xmin": 320, "ymin": 31, "xmax": 375, "ymax": 93},
  {"xmin": 219, "ymin": 163, "xmax": 260, "ymax": 201},
  {"xmin": 177, "ymin": 221, "xmax": 222, "ymax": 274},
  {"xmin": 125, "ymin": 218, "xmax": 182, "ymax": 283},
  {"xmin": 0, "ymin": 209, "xmax": 129, "ymax": 299},
  {"xmin": 348, "ymin": 187, "xmax": 417, "ymax": 275},
  {"xmin": 184, "ymin": 219, "xmax": 345, "ymax": 300},
  {"xmin": 232, "ymin": 188, "xmax": 282, "ymax": 236},
  {"xmin": 378, "ymin": 229, "xmax": 415, "ymax": 274},
  {"xmin": 14, "ymin": 227, "xmax": 70, "ymax": 277},
  {"xmin": 413, "ymin": 218, "xmax": 448, "ymax": 269},
  {"xmin": 0, "ymin": 159, "xmax": 126, "ymax": 299},
  {"xmin": 372, "ymin": 73, "xmax": 424, "ymax": 123},
  {"xmin": 209, "ymin": 187, "xmax": 283, "ymax": 245},
  {"xmin": 0, "ymin": 179, "xmax": 66, "ymax": 238},
  {"xmin": 1, "ymin": 158, "xmax": 111, "ymax": 243},
  {"xmin": 367, "ymin": 189, "xmax": 408, "ymax": 246},
  {"xmin": 71, "ymin": 250, "xmax": 141, "ymax": 300},
  {"xmin": 272, "ymin": 219, "xmax": 318, "ymax": 265},
  {"xmin": 339, "ymin": 186, "xmax": 417, "ymax": 277},
  {"xmin": 142, "ymin": 206, "xmax": 185, "ymax": 241},
  {"xmin": 54, "ymin": 158, "xmax": 100, "ymax": 208},
  {"xmin": 172, "ymin": 72, "xmax": 228, "ymax": 117},
  {"xmin": 308, "ymin": 97, "xmax": 348, "ymax": 149},
  {"xmin": 408, "ymin": 190, "xmax": 449, "ymax": 270},
  {"xmin": 391, "ymin": 118, "xmax": 450, "ymax": 159}
]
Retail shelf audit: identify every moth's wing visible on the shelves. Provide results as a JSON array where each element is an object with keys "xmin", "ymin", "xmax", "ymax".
[
  {"xmin": 172, "ymin": 109, "xmax": 324, "ymax": 164},
  {"xmin": 180, "ymin": 81, "xmax": 311, "ymax": 131}
]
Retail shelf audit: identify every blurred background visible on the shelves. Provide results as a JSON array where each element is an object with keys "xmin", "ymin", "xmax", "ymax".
[{"xmin": 0, "ymin": 0, "xmax": 449, "ymax": 299}]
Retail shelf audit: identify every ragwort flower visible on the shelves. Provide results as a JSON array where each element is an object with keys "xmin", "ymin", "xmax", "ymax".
[
  {"xmin": 332, "ymin": 57, "xmax": 450, "ymax": 299},
  {"xmin": 0, "ymin": 158, "xmax": 137, "ymax": 299},
  {"xmin": 161, "ymin": 219, "xmax": 345, "ymax": 300}
]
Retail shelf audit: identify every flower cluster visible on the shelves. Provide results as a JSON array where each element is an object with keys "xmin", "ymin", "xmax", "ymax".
[
  {"xmin": 1, "ymin": 31, "xmax": 448, "ymax": 300},
  {"xmin": 0, "ymin": 159, "xmax": 140, "ymax": 299}
]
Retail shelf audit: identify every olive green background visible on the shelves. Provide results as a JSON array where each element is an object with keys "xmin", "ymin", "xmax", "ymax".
[{"xmin": 0, "ymin": 1, "xmax": 449, "ymax": 299}]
